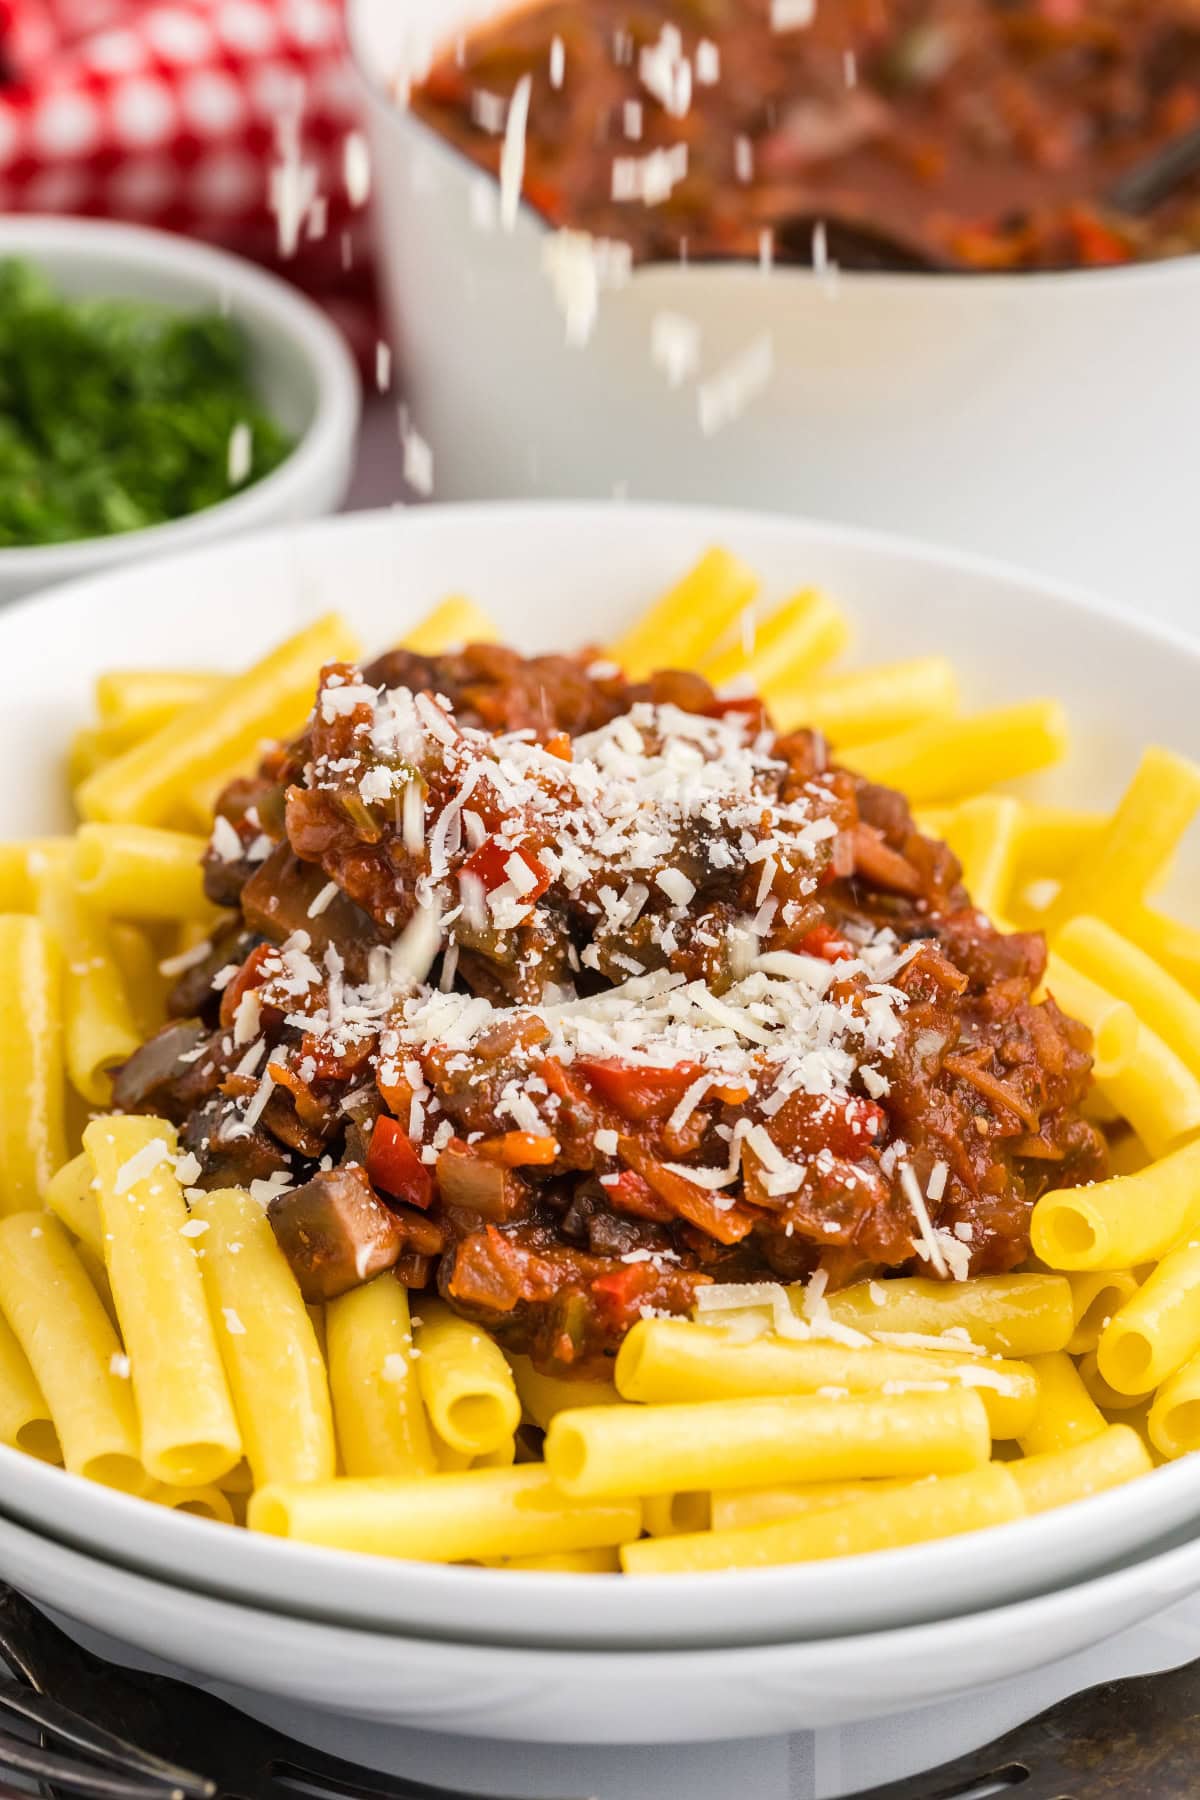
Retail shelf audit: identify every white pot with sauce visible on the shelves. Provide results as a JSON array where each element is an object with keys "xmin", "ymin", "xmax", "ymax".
[{"xmin": 348, "ymin": 0, "xmax": 1200, "ymax": 624}]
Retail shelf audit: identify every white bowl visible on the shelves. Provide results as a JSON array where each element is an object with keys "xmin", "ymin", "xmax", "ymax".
[
  {"xmin": 0, "ymin": 500, "xmax": 1198, "ymax": 1652},
  {"xmin": 348, "ymin": 0, "xmax": 1200, "ymax": 621},
  {"xmin": 0, "ymin": 218, "xmax": 360, "ymax": 603},
  {"xmin": 5, "ymin": 1503, "xmax": 1200, "ymax": 1743}
]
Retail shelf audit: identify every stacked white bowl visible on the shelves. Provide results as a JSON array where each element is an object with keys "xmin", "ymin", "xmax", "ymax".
[{"xmin": 1, "ymin": 506, "xmax": 1200, "ymax": 1745}]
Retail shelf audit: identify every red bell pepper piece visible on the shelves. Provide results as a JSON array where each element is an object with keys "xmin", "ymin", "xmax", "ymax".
[
  {"xmin": 218, "ymin": 942, "xmax": 280, "ymax": 1031},
  {"xmin": 801, "ymin": 922, "xmax": 856, "ymax": 963},
  {"xmin": 462, "ymin": 835, "xmax": 551, "ymax": 903},
  {"xmin": 575, "ymin": 1059, "xmax": 706, "ymax": 1122},
  {"xmin": 708, "ymin": 695, "xmax": 769, "ymax": 733},
  {"xmin": 367, "ymin": 1115, "xmax": 434, "ymax": 1211},
  {"xmin": 619, "ymin": 1139, "xmax": 757, "ymax": 1246}
]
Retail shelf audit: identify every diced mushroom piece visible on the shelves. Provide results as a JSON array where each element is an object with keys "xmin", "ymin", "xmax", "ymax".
[
  {"xmin": 267, "ymin": 1166, "xmax": 403, "ymax": 1302},
  {"xmin": 182, "ymin": 1098, "xmax": 292, "ymax": 1188},
  {"xmin": 111, "ymin": 1020, "xmax": 211, "ymax": 1120},
  {"xmin": 436, "ymin": 1143, "xmax": 529, "ymax": 1221},
  {"xmin": 240, "ymin": 845, "xmax": 383, "ymax": 979}
]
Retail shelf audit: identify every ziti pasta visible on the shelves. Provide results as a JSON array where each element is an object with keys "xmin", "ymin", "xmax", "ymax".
[{"xmin": 1, "ymin": 547, "xmax": 1198, "ymax": 1574}]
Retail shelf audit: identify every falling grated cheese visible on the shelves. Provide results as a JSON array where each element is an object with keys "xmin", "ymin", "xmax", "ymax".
[
  {"xmin": 651, "ymin": 310, "xmax": 701, "ymax": 388},
  {"xmin": 697, "ymin": 333, "xmax": 775, "ymax": 437},
  {"xmin": 498, "ymin": 73, "xmax": 532, "ymax": 230}
]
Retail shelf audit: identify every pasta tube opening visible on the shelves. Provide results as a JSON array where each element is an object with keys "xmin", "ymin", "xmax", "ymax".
[
  {"xmin": 16, "ymin": 1419, "xmax": 61, "ymax": 1463},
  {"xmin": 1035, "ymin": 1201, "xmax": 1100, "ymax": 1264},
  {"xmin": 1151, "ymin": 1398, "xmax": 1200, "ymax": 1460},
  {"xmin": 83, "ymin": 1451, "xmax": 148, "ymax": 1493},
  {"xmin": 1100, "ymin": 1330, "xmax": 1155, "ymax": 1394}
]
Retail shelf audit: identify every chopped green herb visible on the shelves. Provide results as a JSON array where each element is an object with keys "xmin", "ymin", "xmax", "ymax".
[{"xmin": 0, "ymin": 260, "xmax": 295, "ymax": 549}]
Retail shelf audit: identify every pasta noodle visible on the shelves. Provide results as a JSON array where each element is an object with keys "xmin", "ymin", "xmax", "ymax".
[
  {"xmin": 1007, "ymin": 1425, "xmax": 1151, "ymax": 1514},
  {"xmin": 1066, "ymin": 1270, "xmax": 1141, "ymax": 1356},
  {"xmin": 412, "ymin": 1299, "xmax": 522, "ymax": 1458},
  {"xmin": 0, "ymin": 1213, "xmax": 145, "ymax": 1490},
  {"xmin": 1075, "ymin": 1351, "xmax": 1147, "ymax": 1414},
  {"xmin": 84, "ymin": 1115, "xmax": 241, "ymax": 1486},
  {"xmin": 815, "ymin": 1273, "xmax": 1075, "ymax": 1358},
  {"xmin": 0, "ymin": 915, "xmax": 66, "ymax": 1214},
  {"xmin": 1017, "ymin": 1353, "xmax": 1107, "ymax": 1456},
  {"xmin": 611, "ymin": 547, "xmax": 759, "ymax": 681},
  {"xmin": 931, "ymin": 795, "xmax": 1022, "ymax": 919},
  {"xmin": 768, "ymin": 655, "xmax": 957, "ymax": 745},
  {"xmin": 1055, "ymin": 914, "xmax": 1200, "ymax": 1079},
  {"xmin": 546, "ymin": 1390, "xmax": 991, "ymax": 1499},
  {"xmin": 1046, "ymin": 746, "xmax": 1200, "ymax": 933},
  {"xmin": 1040, "ymin": 955, "xmax": 1137, "ymax": 1083},
  {"xmin": 45, "ymin": 1152, "xmax": 102, "ymax": 1256},
  {"xmin": 1032, "ymin": 1138, "xmax": 1200, "ymax": 1271},
  {"xmin": 0, "ymin": 1307, "xmax": 60, "ymax": 1463},
  {"xmin": 249, "ymin": 1466, "xmax": 643, "ymax": 1562},
  {"xmin": 641, "ymin": 1492, "xmax": 713, "ymax": 1538},
  {"xmin": 703, "ymin": 587, "xmax": 850, "ymax": 693},
  {"xmin": 77, "ymin": 613, "xmax": 360, "ymax": 828},
  {"xmin": 614, "ymin": 1317, "xmax": 1038, "ymax": 1439},
  {"xmin": 508, "ymin": 1354, "xmax": 619, "ymax": 1429},
  {"xmin": 95, "ymin": 670, "xmax": 222, "ymax": 729},
  {"xmin": 710, "ymin": 1477, "xmax": 918, "ymax": 1533},
  {"xmin": 400, "ymin": 596, "xmax": 500, "ymax": 655},
  {"xmin": 326, "ymin": 1275, "xmax": 438, "ymax": 1479},
  {"xmin": 149, "ymin": 1483, "xmax": 236, "ymax": 1524},
  {"xmin": 74, "ymin": 825, "xmax": 214, "ymax": 922},
  {"xmin": 1096, "ymin": 1245, "xmax": 1200, "ymax": 1395},
  {"xmin": 848, "ymin": 700, "xmax": 1069, "ymax": 804},
  {"xmin": 1148, "ymin": 1351, "xmax": 1200, "ymax": 1460},
  {"xmin": 621, "ymin": 1467, "xmax": 1023, "ymax": 1575},
  {"xmin": 188, "ymin": 1187, "xmax": 335, "ymax": 1488},
  {"xmin": 33, "ymin": 846, "xmax": 141, "ymax": 1105}
]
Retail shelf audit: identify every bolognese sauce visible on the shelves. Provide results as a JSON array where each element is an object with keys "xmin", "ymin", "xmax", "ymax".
[
  {"xmin": 410, "ymin": 0, "xmax": 1200, "ymax": 272},
  {"xmin": 114, "ymin": 639, "xmax": 1104, "ymax": 1378}
]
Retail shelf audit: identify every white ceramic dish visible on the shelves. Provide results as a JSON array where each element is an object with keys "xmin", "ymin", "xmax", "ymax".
[
  {"xmin": 349, "ymin": 0, "xmax": 1200, "ymax": 619},
  {"xmin": 0, "ymin": 218, "xmax": 360, "ymax": 603},
  {"xmin": 4, "ymin": 1503, "xmax": 1200, "ymax": 1743},
  {"xmin": 0, "ymin": 500, "xmax": 1197, "ymax": 1650}
]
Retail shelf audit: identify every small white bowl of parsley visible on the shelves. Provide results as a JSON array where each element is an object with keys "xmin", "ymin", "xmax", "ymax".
[{"xmin": 0, "ymin": 217, "xmax": 360, "ymax": 602}]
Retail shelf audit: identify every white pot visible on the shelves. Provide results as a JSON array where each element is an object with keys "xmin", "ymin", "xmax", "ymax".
[{"xmin": 349, "ymin": 0, "xmax": 1200, "ymax": 622}]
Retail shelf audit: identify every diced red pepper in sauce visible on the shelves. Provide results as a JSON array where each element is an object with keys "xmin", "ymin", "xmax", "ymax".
[
  {"xmin": 462, "ymin": 835, "xmax": 552, "ymax": 903},
  {"xmin": 801, "ymin": 922, "xmax": 856, "ymax": 963},
  {"xmin": 620, "ymin": 1139, "xmax": 757, "ymax": 1245},
  {"xmin": 218, "ymin": 943, "xmax": 278, "ymax": 1029},
  {"xmin": 575, "ymin": 1059, "xmax": 706, "ymax": 1121},
  {"xmin": 1065, "ymin": 208, "xmax": 1134, "ymax": 268},
  {"xmin": 367, "ymin": 1115, "xmax": 434, "ymax": 1211}
]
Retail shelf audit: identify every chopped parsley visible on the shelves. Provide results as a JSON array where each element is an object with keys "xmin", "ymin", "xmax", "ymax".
[{"xmin": 0, "ymin": 260, "xmax": 294, "ymax": 549}]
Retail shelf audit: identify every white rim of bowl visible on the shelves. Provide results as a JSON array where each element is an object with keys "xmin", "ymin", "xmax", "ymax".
[
  {"xmin": 0, "ymin": 216, "xmax": 361, "ymax": 574},
  {"xmin": 344, "ymin": 0, "xmax": 1200, "ymax": 299}
]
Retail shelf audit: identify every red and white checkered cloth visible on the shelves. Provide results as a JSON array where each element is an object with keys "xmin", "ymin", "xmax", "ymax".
[{"xmin": 0, "ymin": 0, "xmax": 377, "ymax": 356}]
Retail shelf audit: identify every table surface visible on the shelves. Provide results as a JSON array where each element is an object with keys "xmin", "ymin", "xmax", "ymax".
[{"xmin": 16, "ymin": 401, "xmax": 1195, "ymax": 1800}]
